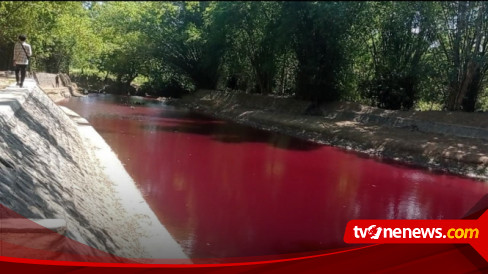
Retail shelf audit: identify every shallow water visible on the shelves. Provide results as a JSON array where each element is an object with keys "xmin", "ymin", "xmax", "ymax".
[{"xmin": 59, "ymin": 94, "xmax": 488, "ymax": 259}]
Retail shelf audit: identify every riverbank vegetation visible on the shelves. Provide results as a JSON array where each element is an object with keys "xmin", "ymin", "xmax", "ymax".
[{"xmin": 2, "ymin": 1, "xmax": 488, "ymax": 111}]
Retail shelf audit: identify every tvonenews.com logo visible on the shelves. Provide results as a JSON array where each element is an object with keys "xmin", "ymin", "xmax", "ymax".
[
  {"xmin": 353, "ymin": 225, "xmax": 479, "ymax": 240},
  {"xmin": 344, "ymin": 217, "xmax": 488, "ymax": 262}
]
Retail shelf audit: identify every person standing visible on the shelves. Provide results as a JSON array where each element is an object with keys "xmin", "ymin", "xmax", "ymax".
[{"xmin": 12, "ymin": 34, "xmax": 32, "ymax": 88}]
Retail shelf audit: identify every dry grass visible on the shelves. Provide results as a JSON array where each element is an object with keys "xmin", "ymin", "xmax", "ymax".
[{"xmin": 0, "ymin": 77, "xmax": 14, "ymax": 89}]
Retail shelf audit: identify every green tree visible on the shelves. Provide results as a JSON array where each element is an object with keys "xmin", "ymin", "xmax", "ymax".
[
  {"xmin": 140, "ymin": 1, "xmax": 225, "ymax": 90},
  {"xmin": 213, "ymin": 2, "xmax": 283, "ymax": 94},
  {"xmin": 90, "ymin": 1, "xmax": 151, "ymax": 87},
  {"xmin": 279, "ymin": 2, "xmax": 358, "ymax": 102},
  {"xmin": 437, "ymin": 1, "xmax": 488, "ymax": 111},
  {"xmin": 360, "ymin": 2, "xmax": 437, "ymax": 110}
]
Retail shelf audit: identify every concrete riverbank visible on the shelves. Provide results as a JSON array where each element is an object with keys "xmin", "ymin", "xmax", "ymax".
[
  {"xmin": 173, "ymin": 90, "xmax": 488, "ymax": 181},
  {"xmin": 0, "ymin": 78, "xmax": 186, "ymax": 261}
]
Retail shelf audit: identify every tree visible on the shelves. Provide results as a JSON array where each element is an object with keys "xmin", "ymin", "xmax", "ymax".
[
  {"xmin": 91, "ymin": 1, "xmax": 152, "ymax": 87},
  {"xmin": 279, "ymin": 2, "xmax": 358, "ymax": 102},
  {"xmin": 212, "ymin": 2, "xmax": 283, "ymax": 94},
  {"xmin": 140, "ymin": 1, "xmax": 225, "ymax": 90},
  {"xmin": 360, "ymin": 2, "xmax": 437, "ymax": 110},
  {"xmin": 50, "ymin": 2, "xmax": 102, "ymax": 73},
  {"xmin": 437, "ymin": 1, "xmax": 488, "ymax": 111}
]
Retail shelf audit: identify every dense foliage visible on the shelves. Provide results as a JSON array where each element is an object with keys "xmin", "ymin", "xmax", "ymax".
[{"xmin": 2, "ymin": 1, "xmax": 488, "ymax": 111}]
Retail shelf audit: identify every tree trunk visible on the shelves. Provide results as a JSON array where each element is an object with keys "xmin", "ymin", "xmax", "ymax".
[
  {"xmin": 280, "ymin": 54, "xmax": 287, "ymax": 95},
  {"xmin": 445, "ymin": 2, "xmax": 467, "ymax": 111},
  {"xmin": 446, "ymin": 81, "xmax": 460, "ymax": 110},
  {"xmin": 454, "ymin": 61, "xmax": 479, "ymax": 109},
  {"xmin": 462, "ymin": 67, "xmax": 482, "ymax": 111}
]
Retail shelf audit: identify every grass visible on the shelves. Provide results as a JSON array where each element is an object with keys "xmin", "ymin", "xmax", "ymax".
[
  {"xmin": 0, "ymin": 78, "xmax": 15, "ymax": 89},
  {"xmin": 414, "ymin": 100, "xmax": 443, "ymax": 111}
]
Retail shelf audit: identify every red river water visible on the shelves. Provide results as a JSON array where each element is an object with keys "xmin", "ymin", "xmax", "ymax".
[{"xmin": 59, "ymin": 94, "xmax": 488, "ymax": 260}]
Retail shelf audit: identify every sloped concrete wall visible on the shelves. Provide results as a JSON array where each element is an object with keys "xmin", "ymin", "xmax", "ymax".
[
  {"xmin": 185, "ymin": 90, "xmax": 488, "ymax": 141},
  {"xmin": 0, "ymin": 79, "xmax": 138, "ymax": 258},
  {"xmin": 0, "ymin": 79, "xmax": 186, "ymax": 260}
]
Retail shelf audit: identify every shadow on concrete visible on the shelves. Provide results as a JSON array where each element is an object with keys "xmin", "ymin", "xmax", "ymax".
[
  {"xmin": 0, "ymin": 94, "xmax": 123, "ymax": 256},
  {"xmin": 13, "ymin": 104, "xmax": 78, "ymax": 166}
]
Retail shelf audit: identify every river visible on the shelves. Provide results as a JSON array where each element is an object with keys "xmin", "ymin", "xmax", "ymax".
[{"xmin": 59, "ymin": 94, "xmax": 488, "ymax": 260}]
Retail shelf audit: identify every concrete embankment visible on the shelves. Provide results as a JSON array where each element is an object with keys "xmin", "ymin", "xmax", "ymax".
[
  {"xmin": 174, "ymin": 90, "xmax": 488, "ymax": 181},
  {"xmin": 0, "ymin": 79, "xmax": 186, "ymax": 260},
  {"xmin": 34, "ymin": 72, "xmax": 83, "ymax": 102}
]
